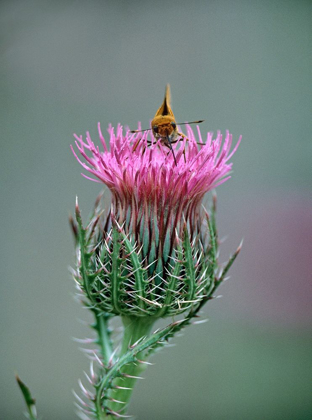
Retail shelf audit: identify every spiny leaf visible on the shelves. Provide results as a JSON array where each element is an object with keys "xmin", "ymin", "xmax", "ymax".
[
  {"xmin": 110, "ymin": 226, "xmax": 123, "ymax": 314},
  {"xmin": 75, "ymin": 200, "xmax": 96, "ymax": 297},
  {"xmin": 217, "ymin": 240, "xmax": 243, "ymax": 286},
  {"xmin": 182, "ymin": 228, "xmax": 196, "ymax": 302},
  {"xmin": 94, "ymin": 319, "xmax": 187, "ymax": 415},
  {"xmin": 206, "ymin": 212, "xmax": 217, "ymax": 272},
  {"xmin": 156, "ymin": 246, "xmax": 183, "ymax": 317},
  {"xmin": 120, "ymin": 232, "xmax": 147, "ymax": 311}
]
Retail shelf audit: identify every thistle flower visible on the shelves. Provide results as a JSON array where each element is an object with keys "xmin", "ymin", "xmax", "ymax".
[
  {"xmin": 17, "ymin": 121, "xmax": 241, "ymax": 420},
  {"xmin": 71, "ymin": 123, "xmax": 241, "ymax": 319}
]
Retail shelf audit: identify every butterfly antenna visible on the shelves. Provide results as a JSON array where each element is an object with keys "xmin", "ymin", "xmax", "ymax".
[
  {"xmin": 176, "ymin": 120, "xmax": 204, "ymax": 125},
  {"xmin": 130, "ymin": 128, "xmax": 151, "ymax": 133}
]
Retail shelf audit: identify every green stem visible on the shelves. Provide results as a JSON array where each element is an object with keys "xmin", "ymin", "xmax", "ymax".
[
  {"xmin": 107, "ymin": 316, "xmax": 156, "ymax": 414},
  {"xmin": 92, "ymin": 310, "xmax": 114, "ymax": 366}
]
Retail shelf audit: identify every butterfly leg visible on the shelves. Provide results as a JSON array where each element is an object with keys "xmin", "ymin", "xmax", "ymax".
[
  {"xmin": 172, "ymin": 133, "xmax": 188, "ymax": 162},
  {"xmin": 132, "ymin": 137, "xmax": 141, "ymax": 152},
  {"xmin": 178, "ymin": 131, "xmax": 205, "ymax": 146},
  {"xmin": 132, "ymin": 138, "xmax": 157, "ymax": 153}
]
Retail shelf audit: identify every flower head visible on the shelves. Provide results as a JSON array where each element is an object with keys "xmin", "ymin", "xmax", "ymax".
[
  {"xmin": 71, "ymin": 123, "xmax": 241, "ymax": 317},
  {"xmin": 72, "ymin": 123, "xmax": 239, "ymax": 201}
]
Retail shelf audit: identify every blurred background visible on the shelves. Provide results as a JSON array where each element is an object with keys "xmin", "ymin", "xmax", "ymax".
[{"xmin": 1, "ymin": 0, "xmax": 311, "ymax": 419}]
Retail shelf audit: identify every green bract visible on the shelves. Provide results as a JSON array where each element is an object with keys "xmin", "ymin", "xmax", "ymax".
[{"xmin": 73, "ymin": 196, "xmax": 227, "ymax": 319}]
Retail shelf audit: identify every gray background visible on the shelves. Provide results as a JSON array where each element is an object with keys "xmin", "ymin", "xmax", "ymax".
[{"xmin": 1, "ymin": 1, "xmax": 311, "ymax": 419}]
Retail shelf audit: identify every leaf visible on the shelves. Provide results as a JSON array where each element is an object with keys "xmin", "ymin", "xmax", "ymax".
[{"xmin": 15, "ymin": 375, "xmax": 38, "ymax": 420}]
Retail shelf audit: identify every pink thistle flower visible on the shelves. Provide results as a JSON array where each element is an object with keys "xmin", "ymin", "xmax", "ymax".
[
  {"xmin": 72, "ymin": 123, "xmax": 240, "ymax": 230},
  {"xmin": 72, "ymin": 122, "xmax": 240, "ymax": 191},
  {"xmin": 71, "ymin": 123, "xmax": 241, "ymax": 317}
]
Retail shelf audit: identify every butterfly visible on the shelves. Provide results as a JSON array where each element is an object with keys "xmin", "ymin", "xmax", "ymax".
[{"xmin": 131, "ymin": 84, "xmax": 204, "ymax": 165}]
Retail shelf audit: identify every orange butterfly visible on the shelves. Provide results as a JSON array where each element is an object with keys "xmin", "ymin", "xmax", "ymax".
[{"xmin": 131, "ymin": 84, "xmax": 204, "ymax": 164}]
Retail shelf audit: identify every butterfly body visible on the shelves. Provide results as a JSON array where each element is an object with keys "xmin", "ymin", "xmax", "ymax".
[
  {"xmin": 151, "ymin": 84, "xmax": 178, "ymax": 145},
  {"xmin": 131, "ymin": 85, "xmax": 204, "ymax": 164}
]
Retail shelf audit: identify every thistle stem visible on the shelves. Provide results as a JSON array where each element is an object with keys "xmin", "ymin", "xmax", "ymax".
[
  {"xmin": 93, "ymin": 310, "xmax": 114, "ymax": 366},
  {"xmin": 107, "ymin": 316, "xmax": 156, "ymax": 415}
]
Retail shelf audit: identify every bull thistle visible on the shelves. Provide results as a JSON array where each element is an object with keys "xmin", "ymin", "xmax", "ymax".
[
  {"xmin": 69, "ymin": 121, "xmax": 241, "ymax": 419},
  {"xmin": 17, "ymin": 116, "xmax": 241, "ymax": 419}
]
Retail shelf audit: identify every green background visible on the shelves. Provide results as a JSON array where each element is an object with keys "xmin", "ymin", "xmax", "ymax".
[{"xmin": 1, "ymin": 1, "xmax": 311, "ymax": 419}]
